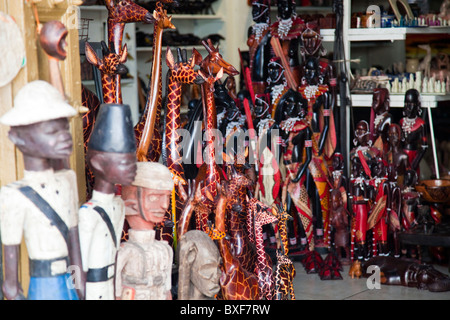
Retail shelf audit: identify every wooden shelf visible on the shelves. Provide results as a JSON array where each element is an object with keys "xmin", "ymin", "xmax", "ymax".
[
  {"xmin": 345, "ymin": 93, "xmax": 450, "ymax": 108},
  {"xmin": 348, "ymin": 26, "xmax": 450, "ymax": 42}
]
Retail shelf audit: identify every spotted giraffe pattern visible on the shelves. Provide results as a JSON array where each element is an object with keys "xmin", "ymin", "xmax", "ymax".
[
  {"xmin": 103, "ymin": 0, "xmax": 152, "ymax": 105},
  {"xmin": 226, "ymin": 166, "xmax": 257, "ymax": 272},
  {"xmin": 85, "ymin": 41, "xmax": 128, "ymax": 104},
  {"xmin": 81, "ymin": 85, "xmax": 101, "ymax": 199},
  {"xmin": 158, "ymin": 48, "xmax": 203, "ymax": 245},
  {"xmin": 104, "ymin": 0, "xmax": 152, "ymax": 54},
  {"xmin": 215, "ymin": 186, "xmax": 260, "ymax": 300},
  {"xmin": 252, "ymin": 199, "xmax": 277, "ymax": 300},
  {"xmin": 272, "ymin": 204, "xmax": 296, "ymax": 300},
  {"xmin": 135, "ymin": 2, "xmax": 175, "ymax": 162},
  {"xmin": 274, "ymin": 250, "xmax": 296, "ymax": 300},
  {"xmin": 195, "ymin": 39, "xmax": 239, "ymax": 208}
]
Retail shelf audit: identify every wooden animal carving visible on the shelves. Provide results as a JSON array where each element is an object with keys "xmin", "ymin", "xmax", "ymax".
[
  {"xmin": 194, "ymin": 39, "xmax": 239, "ymax": 209},
  {"xmin": 159, "ymin": 47, "xmax": 204, "ymax": 245},
  {"xmin": 252, "ymin": 199, "xmax": 277, "ymax": 300},
  {"xmin": 104, "ymin": 0, "xmax": 153, "ymax": 55},
  {"xmin": 272, "ymin": 204, "xmax": 296, "ymax": 300},
  {"xmin": 85, "ymin": 41, "xmax": 128, "ymax": 104},
  {"xmin": 135, "ymin": 2, "xmax": 176, "ymax": 162},
  {"xmin": 215, "ymin": 183, "xmax": 260, "ymax": 300}
]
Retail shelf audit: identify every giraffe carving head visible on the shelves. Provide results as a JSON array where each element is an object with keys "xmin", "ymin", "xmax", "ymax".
[
  {"xmin": 166, "ymin": 47, "xmax": 205, "ymax": 85},
  {"xmin": 198, "ymin": 39, "xmax": 239, "ymax": 77},
  {"xmin": 153, "ymin": 3, "xmax": 176, "ymax": 30},
  {"xmin": 104, "ymin": 0, "xmax": 154, "ymax": 24},
  {"xmin": 85, "ymin": 41, "xmax": 128, "ymax": 76}
]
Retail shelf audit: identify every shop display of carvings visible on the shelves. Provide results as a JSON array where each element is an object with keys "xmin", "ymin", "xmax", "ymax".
[{"xmin": 2, "ymin": 0, "xmax": 450, "ymax": 301}]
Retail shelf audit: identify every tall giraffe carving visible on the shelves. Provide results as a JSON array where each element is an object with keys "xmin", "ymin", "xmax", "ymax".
[
  {"xmin": 159, "ymin": 47, "xmax": 204, "ymax": 246},
  {"xmin": 252, "ymin": 199, "xmax": 277, "ymax": 300},
  {"xmin": 215, "ymin": 183, "xmax": 260, "ymax": 300},
  {"xmin": 135, "ymin": 2, "xmax": 176, "ymax": 162},
  {"xmin": 226, "ymin": 165, "xmax": 257, "ymax": 273},
  {"xmin": 85, "ymin": 41, "xmax": 128, "ymax": 104},
  {"xmin": 195, "ymin": 40, "xmax": 239, "ymax": 209},
  {"xmin": 272, "ymin": 204, "xmax": 296, "ymax": 300},
  {"xmin": 104, "ymin": 0, "xmax": 153, "ymax": 103}
]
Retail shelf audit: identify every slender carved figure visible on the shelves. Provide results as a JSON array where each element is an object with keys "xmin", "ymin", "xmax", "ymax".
[
  {"xmin": 253, "ymin": 200, "xmax": 278, "ymax": 300},
  {"xmin": 195, "ymin": 40, "xmax": 239, "ymax": 209},
  {"xmin": 104, "ymin": 0, "xmax": 153, "ymax": 104},
  {"xmin": 226, "ymin": 165, "xmax": 257, "ymax": 273},
  {"xmin": 136, "ymin": 2, "xmax": 175, "ymax": 162},
  {"xmin": 272, "ymin": 204, "xmax": 296, "ymax": 300},
  {"xmin": 215, "ymin": 183, "xmax": 260, "ymax": 300},
  {"xmin": 160, "ymin": 47, "xmax": 204, "ymax": 245}
]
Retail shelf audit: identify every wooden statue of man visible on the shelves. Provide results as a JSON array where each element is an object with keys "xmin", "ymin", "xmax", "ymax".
[
  {"xmin": 79, "ymin": 103, "xmax": 137, "ymax": 300},
  {"xmin": 0, "ymin": 80, "xmax": 84, "ymax": 300},
  {"xmin": 116, "ymin": 161, "xmax": 174, "ymax": 300}
]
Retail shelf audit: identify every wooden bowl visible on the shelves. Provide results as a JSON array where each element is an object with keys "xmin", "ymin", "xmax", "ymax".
[{"xmin": 414, "ymin": 179, "xmax": 450, "ymax": 203}]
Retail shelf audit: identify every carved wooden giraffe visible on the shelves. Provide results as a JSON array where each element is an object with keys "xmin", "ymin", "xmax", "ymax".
[
  {"xmin": 252, "ymin": 199, "xmax": 277, "ymax": 300},
  {"xmin": 272, "ymin": 204, "xmax": 296, "ymax": 300},
  {"xmin": 225, "ymin": 165, "xmax": 257, "ymax": 273},
  {"xmin": 195, "ymin": 39, "xmax": 239, "ymax": 208},
  {"xmin": 104, "ymin": 0, "xmax": 153, "ymax": 55},
  {"xmin": 85, "ymin": 41, "xmax": 128, "ymax": 104},
  {"xmin": 135, "ymin": 2, "xmax": 175, "ymax": 162},
  {"xmin": 103, "ymin": 0, "xmax": 153, "ymax": 104},
  {"xmin": 274, "ymin": 250, "xmax": 296, "ymax": 300},
  {"xmin": 215, "ymin": 182, "xmax": 260, "ymax": 300},
  {"xmin": 158, "ymin": 47, "xmax": 204, "ymax": 245}
]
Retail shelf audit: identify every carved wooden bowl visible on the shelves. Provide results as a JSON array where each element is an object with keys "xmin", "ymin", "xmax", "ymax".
[{"xmin": 414, "ymin": 179, "xmax": 450, "ymax": 203}]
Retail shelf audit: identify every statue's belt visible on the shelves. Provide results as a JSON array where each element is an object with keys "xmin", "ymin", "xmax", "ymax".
[
  {"xmin": 29, "ymin": 256, "xmax": 69, "ymax": 278},
  {"xmin": 87, "ymin": 264, "xmax": 115, "ymax": 283}
]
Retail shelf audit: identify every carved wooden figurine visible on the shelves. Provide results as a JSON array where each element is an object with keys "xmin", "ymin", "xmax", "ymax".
[
  {"xmin": 116, "ymin": 162, "xmax": 174, "ymax": 300},
  {"xmin": 370, "ymin": 87, "xmax": 392, "ymax": 153},
  {"xmin": 399, "ymin": 88, "xmax": 428, "ymax": 177},
  {"xmin": 248, "ymin": 0, "xmax": 272, "ymax": 95},
  {"xmin": 0, "ymin": 80, "xmax": 83, "ymax": 300},
  {"xmin": 135, "ymin": 2, "xmax": 175, "ymax": 162},
  {"xmin": 161, "ymin": 47, "xmax": 204, "ymax": 245},
  {"xmin": 215, "ymin": 183, "xmax": 260, "ymax": 300},
  {"xmin": 79, "ymin": 104, "xmax": 137, "ymax": 300}
]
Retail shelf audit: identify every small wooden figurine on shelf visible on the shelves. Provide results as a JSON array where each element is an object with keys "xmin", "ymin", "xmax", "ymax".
[
  {"xmin": 0, "ymin": 80, "xmax": 83, "ymax": 300},
  {"xmin": 116, "ymin": 162, "xmax": 174, "ymax": 300},
  {"xmin": 369, "ymin": 87, "xmax": 392, "ymax": 153},
  {"xmin": 399, "ymin": 88, "xmax": 428, "ymax": 178},
  {"xmin": 78, "ymin": 103, "xmax": 137, "ymax": 300}
]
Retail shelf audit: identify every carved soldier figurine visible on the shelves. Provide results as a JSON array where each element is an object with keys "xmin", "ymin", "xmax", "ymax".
[
  {"xmin": 79, "ymin": 103, "xmax": 137, "ymax": 300},
  {"xmin": 0, "ymin": 80, "xmax": 84, "ymax": 300},
  {"xmin": 116, "ymin": 162, "xmax": 174, "ymax": 300}
]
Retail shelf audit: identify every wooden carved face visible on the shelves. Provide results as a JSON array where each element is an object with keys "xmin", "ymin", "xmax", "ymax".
[
  {"xmin": 88, "ymin": 150, "xmax": 137, "ymax": 186},
  {"xmin": 9, "ymin": 118, "xmax": 72, "ymax": 161}
]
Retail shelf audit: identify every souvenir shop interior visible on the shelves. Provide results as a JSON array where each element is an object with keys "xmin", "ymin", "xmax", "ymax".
[{"xmin": 1, "ymin": 0, "xmax": 450, "ymax": 301}]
